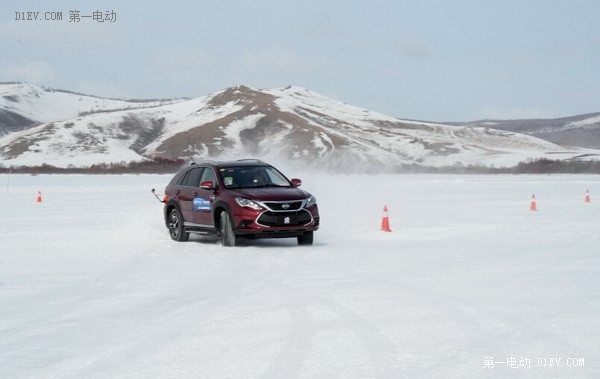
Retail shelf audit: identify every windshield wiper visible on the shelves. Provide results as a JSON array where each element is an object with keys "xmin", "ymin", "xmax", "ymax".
[{"xmin": 254, "ymin": 184, "xmax": 288, "ymax": 188}]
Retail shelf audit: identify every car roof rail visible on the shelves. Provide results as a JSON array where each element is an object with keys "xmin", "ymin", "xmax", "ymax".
[
  {"xmin": 237, "ymin": 158, "xmax": 266, "ymax": 163},
  {"xmin": 190, "ymin": 160, "xmax": 218, "ymax": 166}
]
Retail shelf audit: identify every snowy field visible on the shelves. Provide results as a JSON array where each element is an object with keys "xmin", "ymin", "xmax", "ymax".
[{"xmin": 1, "ymin": 172, "xmax": 599, "ymax": 378}]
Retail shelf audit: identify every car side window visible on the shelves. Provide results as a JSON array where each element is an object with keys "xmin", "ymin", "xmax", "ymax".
[
  {"xmin": 182, "ymin": 167, "xmax": 204, "ymax": 187},
  {"xmin": 176, "ymin": 170, "xmax": 190, "ymax": 185},
  {"xmin": 200, "ymin": 168, "xmax": 217, "ymax": 186}
]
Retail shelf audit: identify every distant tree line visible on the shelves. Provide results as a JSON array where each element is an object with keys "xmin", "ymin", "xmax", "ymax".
[
  {"xmin": 0, "ymin": 157, "xmax": 186, "ymax": 174},
  {"xmin": 1, "ymin": 158, "xmax": 600, "ymax": 175},
  {"xmin": 392, "ymin": 158, "xmax": 600, "ymax": 174}
]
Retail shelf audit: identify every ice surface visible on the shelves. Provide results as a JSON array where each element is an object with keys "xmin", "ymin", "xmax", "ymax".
[{"xmin": 1, "ymin": 173, "xmax": 598, "ymax": 377}]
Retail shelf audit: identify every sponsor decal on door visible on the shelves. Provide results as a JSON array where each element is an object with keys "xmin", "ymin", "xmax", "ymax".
[{"xmin": 193, "ymin": 197, "xmax": 211, "ymax": 211}]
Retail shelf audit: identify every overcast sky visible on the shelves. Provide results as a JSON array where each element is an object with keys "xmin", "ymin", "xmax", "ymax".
[{"xmin": 1, "ymin": 0, "xmax": 599, "ymax": 122}]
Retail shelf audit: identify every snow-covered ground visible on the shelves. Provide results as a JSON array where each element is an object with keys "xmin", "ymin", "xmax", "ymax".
[{"xmin": 1, "ymin": 173, "xmax": 599, "ymax": 378}]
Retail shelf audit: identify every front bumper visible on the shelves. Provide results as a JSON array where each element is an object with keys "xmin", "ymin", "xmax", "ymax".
[{"xmin": 232, "ymin": 205, "xmax": 320, "ymax": 236}]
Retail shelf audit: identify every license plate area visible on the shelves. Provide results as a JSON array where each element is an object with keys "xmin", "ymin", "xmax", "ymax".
[{"xmin": 277, "ymin": 215, "xmax": 298, "ymax": 225}]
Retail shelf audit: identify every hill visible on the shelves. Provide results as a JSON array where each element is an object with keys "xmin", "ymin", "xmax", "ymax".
[{"xmin": 1, "ymin": 83, "xmax": 598, "ymax": 172}]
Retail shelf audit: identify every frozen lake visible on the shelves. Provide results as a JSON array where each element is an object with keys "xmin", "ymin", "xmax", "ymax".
[{"xmin": 1, "ymin": 173, "xmax": 599, "ymax": 377}]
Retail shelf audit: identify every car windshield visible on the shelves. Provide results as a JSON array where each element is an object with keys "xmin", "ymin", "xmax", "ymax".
[{"xmin": 218, "ymin": 166, "xmax": 292, "ymax": 189}]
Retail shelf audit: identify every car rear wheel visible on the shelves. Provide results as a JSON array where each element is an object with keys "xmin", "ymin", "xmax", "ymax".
[
  {"xmin": 297, "ymin": 231, "xmax": 313, "ymax": 245},
  {"xmin": 220, "ymin": 211, "xmax": 236, "ymax": 247},
  {"xmin": 168, "ymin": 208, "xmax": 189, "ymax": 242}
]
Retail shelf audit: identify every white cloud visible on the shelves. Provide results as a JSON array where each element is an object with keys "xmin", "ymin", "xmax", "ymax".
[
  {"xmin": 0, "ymin": 19, "xmax": 124, "ymax": 49},
  {"xmin": 475, "ymin": 106, "xmax": 560, "ymax": 120},
  {"xmin": 149, "ymin": 48, "xmax": 217, "ymax": 88},
  {"xmin": 239, "ymin": 47, "xmax": 321, "ymax": 73},
  {"xmin": 153, "ymin": 48, "xmax": 214, "ymax": 71},
  {"xmin": 391, "ymin": 36, "xmax": 429, "ymax": 58},
  {"xmin": 0, "ymin": 60, "xmax": 57, "ymax": 85},
  {"xmin": 71, "ymin": 80, "xmax": 132, "ymax": 99}
]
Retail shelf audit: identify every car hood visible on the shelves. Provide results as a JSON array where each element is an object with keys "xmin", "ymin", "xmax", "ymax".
[{"xmin": 230, "ymin": 187, "xmax": 311, "ymax": 201}]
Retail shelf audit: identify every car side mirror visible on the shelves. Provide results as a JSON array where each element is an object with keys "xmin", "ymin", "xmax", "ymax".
[
  {"xmin": 200, "ymin": 181, "xmax": 215, "ymax": 190},
  {"xmin": 291, "ymin": 178, "xmax": 302, "ymax": 187}
]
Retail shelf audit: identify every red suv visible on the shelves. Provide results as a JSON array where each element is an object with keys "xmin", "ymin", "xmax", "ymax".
[{"xmin": 162, "ymin": 159, "xmax": 319, "ymax": 246}]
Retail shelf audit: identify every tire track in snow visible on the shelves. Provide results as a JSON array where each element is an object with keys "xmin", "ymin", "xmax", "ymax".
[
  {"xmin": 261, "ymin": 280, "xmax": 400, "ymax": 378},
  {"xmin": 375, "ymin": 276, "xmax": 590, "ymax": 376},
  {"xmin": 34, "ymin": 253, "xmax": 277, "ymax": 377}
]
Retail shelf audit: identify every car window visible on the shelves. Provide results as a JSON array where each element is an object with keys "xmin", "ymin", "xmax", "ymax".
[
  {"xmin": 264, "ymin": 167, "xmax": 290, "ymax": 186},
  {"xmin": 176, "ymin": 170, "xmax": 190, "ymax": 185},
  {"xmin": 218, "ymin": 167, "xmax": 241, "ymax": 188},
  {"xmin": 200, "ymin": 168, "xmax": 216, "ymax": 186},
  {"xmin": 219, "ymin": 166, "xmax": 291, "ymax": 188},
  {"xmin": 182, "ymin": 167, "xmax": 204, "ymax": 187}
]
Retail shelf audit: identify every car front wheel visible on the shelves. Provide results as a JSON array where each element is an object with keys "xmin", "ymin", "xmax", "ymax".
[
  {"xmin": 220, "ymin": 211, "xmax": 236, "ymax": 247},
  {"xmin": 168, "ymin": 208, "xmax": 189, "ymax": 242},
  {"xmin": 297, "ymin": 231, "xmax": 313, "ymax": 245}
]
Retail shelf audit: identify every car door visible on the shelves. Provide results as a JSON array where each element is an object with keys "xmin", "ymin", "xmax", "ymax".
[
  {"xmin": 178, "ymin": 167, "xmax": 204, "ymax": 223},
  {"xmin": 193, "ymin": 167, "xmax": 218, "ymax": 226}
]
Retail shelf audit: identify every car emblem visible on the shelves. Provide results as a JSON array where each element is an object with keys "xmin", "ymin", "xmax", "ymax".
[
  {"xmin": 281, "ymin": 203, "xmax": 290, "ymax": 209},
  {"xmin": 284, "ymin": 217, "xmax": 291, "ymax": 224}
]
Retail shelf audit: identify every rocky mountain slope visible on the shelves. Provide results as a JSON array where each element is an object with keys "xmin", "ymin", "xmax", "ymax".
[
  {"xmin": 0, "ymin": 83, "xmax": 598, "ymax": 171},
  {"xmin": 451, "ymin": 112, "xmax": 600, "ymax": 150},
  {"xmin": 0, "ymin": 82, "xmax": 181, "ymax": 136}
]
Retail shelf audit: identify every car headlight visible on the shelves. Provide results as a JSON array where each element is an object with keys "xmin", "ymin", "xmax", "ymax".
[
  {"xmin": 305, "ymin": 195, "xmax": 317, "ymax": 208},
  {"xmin": 235, "ymin": 197, "xmax": 263, "ymax": 210}
]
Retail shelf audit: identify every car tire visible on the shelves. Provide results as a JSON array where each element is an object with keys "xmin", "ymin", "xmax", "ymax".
[
  {"xmin": 168, "ymin": 208, "xmax": 189, "ymax": 242},
  {"xmin": 220, "ymin": 211, "xmax": 236, "ymax": 247},
  {"xmin": 297, "ymin": 231, "xmax": 313, "ymax": 245}
]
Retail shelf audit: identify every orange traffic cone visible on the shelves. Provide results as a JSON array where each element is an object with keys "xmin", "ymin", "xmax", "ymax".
[
  {"xmin": 529, "ymin": 194, "xmax": 537, "ymax": 211},
  {"xmin": 36, "ymin": 190, "xmax": 42, "ymax": 203},
  {"xmin": 585, "ymin": 189, "xmax": 591, "ymax": 203},
  {"xmin": 381, "ymin": 205, "xmax": 391, "ymax": 232}
]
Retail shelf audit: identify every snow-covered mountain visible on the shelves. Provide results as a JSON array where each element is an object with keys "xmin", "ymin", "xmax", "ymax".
[
  {"xmin": 0, "ymin": 82, "xmax": 182, "ymax": 136},
  {"xmin": 451, "ymin": 112, "xmax": 600, "ymax": 150},
  {"xmin": 0, "ymin": 83, "xmax": 598, "ymax": 171}
]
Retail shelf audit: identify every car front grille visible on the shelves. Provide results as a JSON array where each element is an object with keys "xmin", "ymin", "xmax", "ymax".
[
  {"xmin": 262, "ymin": 200, "xmax": 303, "ymax": 211},
  {"xmin": 257, "ymin": 210, "xmax": 312, "ymax": 227}
]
